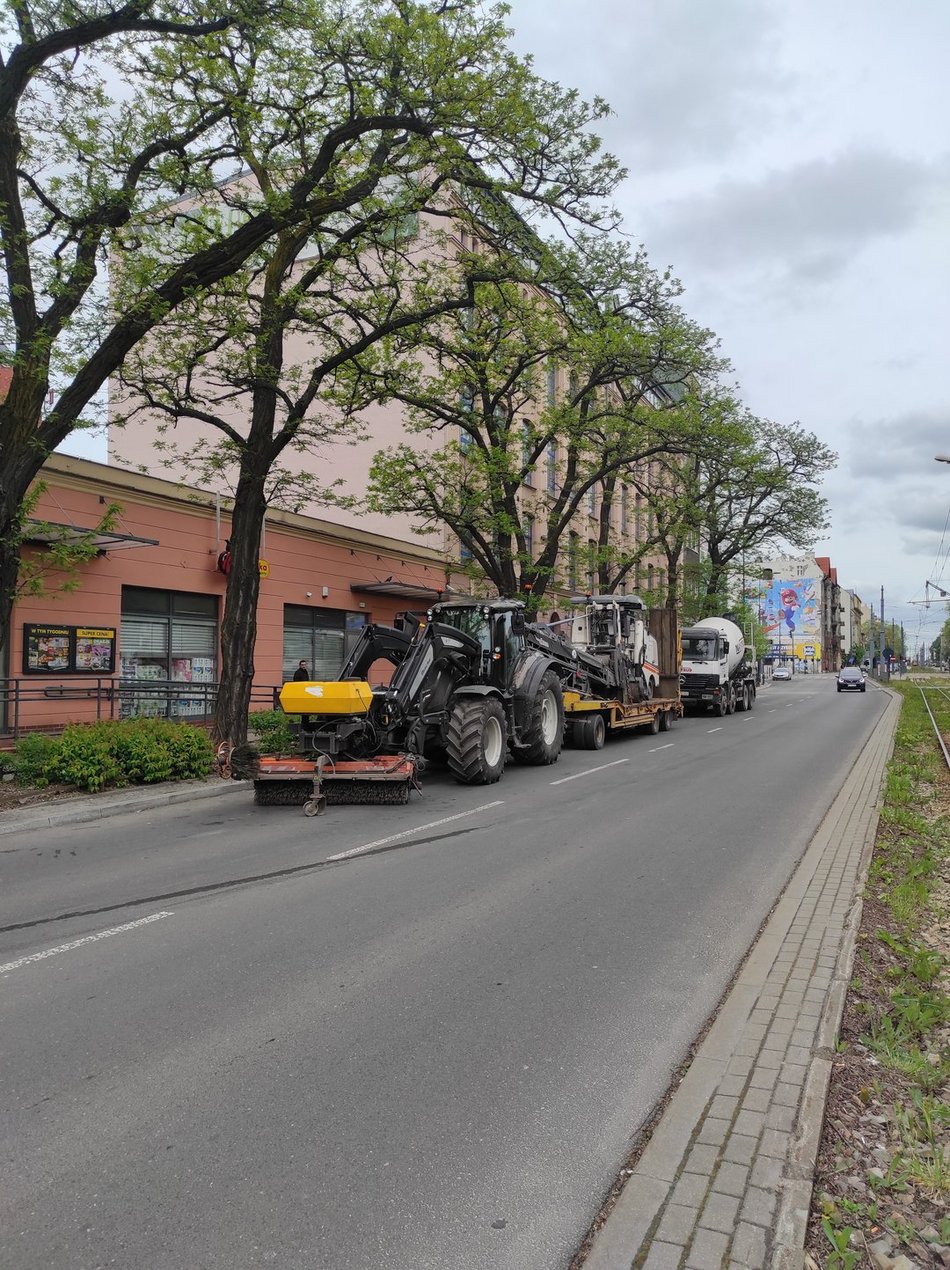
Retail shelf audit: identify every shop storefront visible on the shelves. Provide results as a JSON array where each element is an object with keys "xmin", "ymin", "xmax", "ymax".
[{"xmin": 120, "ymin": 587, "xmax": 219, "ymax": 719}]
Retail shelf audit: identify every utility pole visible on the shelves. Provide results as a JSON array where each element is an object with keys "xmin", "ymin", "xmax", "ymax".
[{"xmin": 880, "ymin": 585, "xmax": 887, "ymax": 679}]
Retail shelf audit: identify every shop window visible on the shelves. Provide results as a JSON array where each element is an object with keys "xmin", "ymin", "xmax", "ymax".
[
  {"xmin": 120, "ymin": 586, "xmax": 218, "ymax": 719},
  {"xmin": 283, "ymin": 605, "xmax": 365, "ymax": 681}
]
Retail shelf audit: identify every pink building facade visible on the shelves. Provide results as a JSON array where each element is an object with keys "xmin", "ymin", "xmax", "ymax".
[{"xmin": 6, "ymin": 454, "xmax": 456, "ymax": 736}]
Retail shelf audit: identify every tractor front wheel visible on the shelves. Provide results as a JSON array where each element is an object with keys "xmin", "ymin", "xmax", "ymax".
[
  {"xmin": 446, "ymin": 697, "xmax": 508, "ymax": 785},
  {"xmin": 512, "ymin": 669, "xmax": 565, "ymax": 765}
]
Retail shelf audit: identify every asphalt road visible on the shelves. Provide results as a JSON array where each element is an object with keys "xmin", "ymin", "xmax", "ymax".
[{"xmin": 0, "ymin": 676, "xmax": 887, "ymax": 1270}]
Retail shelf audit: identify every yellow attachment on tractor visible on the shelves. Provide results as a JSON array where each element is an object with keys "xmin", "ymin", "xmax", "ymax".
[{"xmin": 278, "ymin": 680, "xmax": 374, "ymax": 716}]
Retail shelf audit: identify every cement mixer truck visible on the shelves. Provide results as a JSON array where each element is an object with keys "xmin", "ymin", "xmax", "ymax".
[{"xmin": 679, "ymin": 616, "xmax": 757, "ymax": 716}]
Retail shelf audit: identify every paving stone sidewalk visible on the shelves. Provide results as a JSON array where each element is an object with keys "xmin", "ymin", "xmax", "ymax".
[{"xmin": 585, "ymin": 688, "xmax": 901, "ymax": 1270}]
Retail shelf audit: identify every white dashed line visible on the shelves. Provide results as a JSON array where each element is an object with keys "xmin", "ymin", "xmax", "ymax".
[
  {"xmin": 550, "ymin": 759, "xmax": 629, "ymax": 785},
  {"xmin": 707, "ymin": 726, "xmax": 723, "ymax": 733},
  {"xmin": 0, "ymin": 911, "xmax": 174, "ymax": 977},
  {"xmin": 647, "ymin": 743, "xmax": 675, "ymax": 752},
  {"xmin": 327, "ymin": 801, "xmax": 504, "ymax": 861}
]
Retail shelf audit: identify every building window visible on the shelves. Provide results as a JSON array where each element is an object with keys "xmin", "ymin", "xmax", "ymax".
[
  {"xmin": 120, "ymin": 586, "xmax": 218, "ymax": 719},
  {"xmin": 621, "ymin": 484, "xmax": 629, "ymax": 533},
  {"xmin": 568, "ymin": 532, "xmax": 579, "ymax": 590},
  {"xmin": 522, "ymin": 424, "xmax": 533, "ymax": 486},
  {"xmin": 587, "ymin": 540, "xmax": 597, "ymax": 591},
  {"xmin": 524, "ymin": 516, "xmax": 534, "ymax": 558},
  {"xmin": 546, "ymin": 363, "xmax": 557, "ymax": 407},
  {"xmin": 587, "ymin": 484, "xmax": 597, "ymax": 517},
  {"xmin": 283, "ymin": 605, "xmax": 365, "ymax": 682},
  {"xmin": 546, "ymin": 442, "xmax": 557, "ymax": 493}
]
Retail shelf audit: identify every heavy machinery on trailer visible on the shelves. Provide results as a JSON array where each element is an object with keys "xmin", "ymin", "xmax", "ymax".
[
  {"xmin": 679, "ymin": 615, "xmax": 757, "ymax": 716},
  {"xmin": 558, "ymin": 596, "xmax": 683, "ymax": 748},
  {"xmin": 239, "ymin": 598, "xmax": 576, "ymax": 807}
]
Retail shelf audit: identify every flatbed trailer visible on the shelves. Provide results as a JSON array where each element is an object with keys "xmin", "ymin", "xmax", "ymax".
[{"xmin": 564, "ymin": 692, "xmax": 683, "ymax": 749}]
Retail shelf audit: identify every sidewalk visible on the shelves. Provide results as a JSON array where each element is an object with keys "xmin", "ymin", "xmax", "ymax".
[
  {"xmin": 585, "ymin": 687, "xmax": 901, "ymax": 1270},
  {"xmin": 0, "ymin": 775, "xmax": 245, "ymax": 836}
]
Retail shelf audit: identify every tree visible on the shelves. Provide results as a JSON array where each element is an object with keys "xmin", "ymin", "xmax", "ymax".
[
  {"xmin": 0, "ymin": 0, "xmax": 620, "ymax": 685},
  {"xmin": 365, "ymin": 235, "xmax": 720, "ymax": 613},
  {"xmin": 106, "ymin": 1, "xmax": 623, "ymax": 743}
]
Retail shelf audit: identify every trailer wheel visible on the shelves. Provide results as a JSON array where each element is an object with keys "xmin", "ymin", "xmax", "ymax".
[
  {"xmin": 512, "ymin": 669, "xmax": 565, "ymax": 765},
  {"xmin": 575, "ymin": 713, "xmax": 606, "ymax": 750},
  {"xmin": 658, "ymin": 709, "xmax": 673, "ymax": 732},
  {"xmin": 446, "ymin": 696, "xmax": 507, "ymax": 785},
  {"xmin": 646, "ymin": 711, "xmax": 661, "ymax": 735}
]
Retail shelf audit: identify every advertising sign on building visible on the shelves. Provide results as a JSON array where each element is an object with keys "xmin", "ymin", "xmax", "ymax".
[{"xmin": 22, "ymin": 623, "xmax": 117, "ymax": 674}]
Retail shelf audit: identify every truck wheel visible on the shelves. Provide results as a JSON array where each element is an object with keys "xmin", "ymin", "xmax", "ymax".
[
  {"xmin": 735, "ymin": 684, "xmax": 747, "ymax": 712},
  {"xmin": 575, "ymin": 714, "xmax": 606, "ymax": 750},
  {"xmin": 446, "ymin": 697, "xmax": 507, "ymax": 785},
  {"xmin": 512, "ymin": 669, "xmax": 565, "ymax": 765},
  {"xmin": 715, "ymin": 696, "xmax": 728, "ymax": 718},
  {"xmin": 646, "ymin": 711, "xmax": 661, "ymax": 735},
  {"xmin": 726, "ymin": 685, "xmax": 737, "ymax": 715},
  {"xmin": 658, "ymin": 709, "xmax": 672, "ymax": 732}
]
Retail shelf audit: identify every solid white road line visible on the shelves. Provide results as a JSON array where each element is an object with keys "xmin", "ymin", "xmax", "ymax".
[
  {"xmin": 327, "ymin": 801, "xmax": 505, "ymax": 862},
  {"xmin": 0, "ymin": 911, "xmax": 174, "ymax": 977},
  {"xmin": 550, "ymin": 759, "xmax": 629, "ymax": 785}
]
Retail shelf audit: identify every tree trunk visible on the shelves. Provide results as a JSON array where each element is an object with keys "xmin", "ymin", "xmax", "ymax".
[{"xmin": 212, "ymin": 471, "xmax": 267, "ymax": 748}]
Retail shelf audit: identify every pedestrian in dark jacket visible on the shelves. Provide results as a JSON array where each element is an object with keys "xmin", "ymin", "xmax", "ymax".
[{"xmin": 293, "ymin": 660, "xmax": 310, "ymax": 681}]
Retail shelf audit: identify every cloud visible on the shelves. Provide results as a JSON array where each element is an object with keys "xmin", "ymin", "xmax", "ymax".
[
  {"xmin": 843, "ymin": 410, "xmax": 950, "ymax": 482},
  {"xmin": 645, "ymin": 149, "xmax": 946, "ymax": 280},
  {"xmin": 508, "ymin": 0, "xmax": 787, "ymax": 171}
]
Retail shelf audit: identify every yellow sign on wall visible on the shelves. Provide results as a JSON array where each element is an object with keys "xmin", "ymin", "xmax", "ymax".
[{"xmin": 258, "ymin": 559, "xmax": 270, "ymax": 578}]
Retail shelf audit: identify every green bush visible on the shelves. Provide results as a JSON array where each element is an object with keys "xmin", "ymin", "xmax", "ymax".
[
  {"xmin": 248, "ymin": 708, "xmax": 299, "ymax": 755},
  {"xmin": 35, "ymin": 719, "xmax": 214, "ymax": 793},
  {"xmin": 11, "ymin": 731, "xmax": 61, "ymax": 787}
]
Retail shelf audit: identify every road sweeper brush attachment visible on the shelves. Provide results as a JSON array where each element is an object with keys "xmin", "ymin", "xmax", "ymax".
[
  {"xmin": 235, "ymin": 750, "xmax": 419, "ymax": 813},
  {"xmin": 318, "ymin": 757, "xmax": 420, "ymax": 806}
]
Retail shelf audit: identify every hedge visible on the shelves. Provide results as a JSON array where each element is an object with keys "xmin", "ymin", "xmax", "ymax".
[{"xmin": 11, "ymin": 718, "xmax": 215, "ymax": 793}]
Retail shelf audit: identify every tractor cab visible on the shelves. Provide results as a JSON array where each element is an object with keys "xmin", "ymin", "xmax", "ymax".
[{"xmin": 429, "ymin": 600, "xmax": 527, "ymax": 692}]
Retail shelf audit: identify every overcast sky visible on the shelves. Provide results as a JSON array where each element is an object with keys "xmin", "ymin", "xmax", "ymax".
[
  {"xmin": 502, "ymin": 0, "xmax": 950, "ymax": 655},
  {"xmin": 60, "ymin": 1, "xmax": 950, "ymax": 654}
]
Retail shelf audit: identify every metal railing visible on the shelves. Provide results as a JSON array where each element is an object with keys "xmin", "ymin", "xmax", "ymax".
[{"xmin": 0, "ymin": 677, "xmax": 283, "ymax": 740}]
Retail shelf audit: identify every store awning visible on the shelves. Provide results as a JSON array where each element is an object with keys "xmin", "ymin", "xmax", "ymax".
[
  {"xmin": 351, "ymin": 580, "xmax": 444, "ymax": 602},
  {"xmin": 24, "ymin": 520, "xmax": 159, "ymax": 551}
]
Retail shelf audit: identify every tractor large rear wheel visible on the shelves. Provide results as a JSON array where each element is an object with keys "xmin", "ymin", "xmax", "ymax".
[
  {"xmin": 445, "ymin": 697, "xmax": 507, "ymax": 785},
  {"xmin": 512, "ymin": 669, "xmax": 564, "ymax": 766}
]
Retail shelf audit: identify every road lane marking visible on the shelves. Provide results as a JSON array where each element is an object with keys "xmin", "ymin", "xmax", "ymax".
[
  {"xmin": 0, "ymin": 911, "xmax": 174, "ymax": 977},
  {"xmin": 647, "ymin": 743, "xmax": 675, "ymax": 752},
  {"xmin": 550, "ymin": 759, "xmax": 629, "ymax": 785},
  {"xmin": 327, "ymin": 801, "xmax": 504, "ymax": 861},
  {"xmin": 707, "ymin": 726, "xmax": 723, "ymax": 733}
]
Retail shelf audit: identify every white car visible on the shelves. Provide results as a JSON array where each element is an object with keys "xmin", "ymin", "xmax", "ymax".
[{"xmin": 772, "ymin": 666, "xmax": 792, "ymax": 681}]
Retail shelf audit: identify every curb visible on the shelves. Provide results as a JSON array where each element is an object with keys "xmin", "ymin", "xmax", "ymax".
[{"xmin": 0, "ymin": 778, "xmax": 246, "ymax": 836}]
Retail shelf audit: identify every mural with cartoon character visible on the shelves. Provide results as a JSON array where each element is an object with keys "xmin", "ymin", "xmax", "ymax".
[{"xmin": 756, "ymin": 577, "xmax": 821, "ymax": 660}]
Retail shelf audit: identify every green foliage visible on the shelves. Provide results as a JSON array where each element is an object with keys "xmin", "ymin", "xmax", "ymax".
[
  {"xmin": 821, "ymin": 1217, "xmax": 861, "ymax": 1269},
  {"xmin": 14, "ymin": 720, "xmax": 213, "ymax": 793},
  {"xmin": 249, "ymin": 709, "xmax": 299, "ymax": 755},
  {"xmin": 10, "ymin": 731, "xmax": 60, "ymax": 787},
  {"xmin": 16, "ymin": 483, "xmax": 123, "ymax": 601}
]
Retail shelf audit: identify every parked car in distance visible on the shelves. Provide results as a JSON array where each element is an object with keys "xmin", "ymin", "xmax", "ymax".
[
  {"xmin": 837, "ymin": 667, "xmax": 866, "ymax": 693},
  {"xmin": 772, "ymin": 666, "xmax": 792, "ymax": 681}
]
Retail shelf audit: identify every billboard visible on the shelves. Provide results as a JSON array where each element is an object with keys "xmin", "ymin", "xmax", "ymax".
[{"xmin": 757, "ymin": 577, "xmax": 821, "ymax": 660}]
